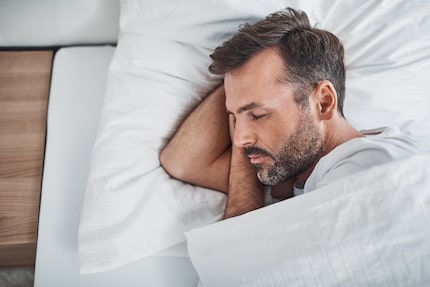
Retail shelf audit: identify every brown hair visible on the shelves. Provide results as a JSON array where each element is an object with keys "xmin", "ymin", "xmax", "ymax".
[{"xmin": 209, "ymin": 7, "xmax": 346, "ymax": 116}]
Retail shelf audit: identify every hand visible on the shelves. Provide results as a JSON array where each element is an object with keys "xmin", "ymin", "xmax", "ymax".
[{"xmin": 223, "ymin": 144, "xmax": 264, "ymax": 219}]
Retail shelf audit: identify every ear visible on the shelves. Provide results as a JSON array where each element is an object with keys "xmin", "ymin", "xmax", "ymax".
[{"xmin": 312, "ymin": 80, "xmax": 338, "ymax": 121}]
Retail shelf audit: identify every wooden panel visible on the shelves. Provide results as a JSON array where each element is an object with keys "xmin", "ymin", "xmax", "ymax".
[
  {"xmin": 0, "ymin": 243, "xmax": 36, "ymax": 267},
  {"xmin": 0, "ymin": 51, "xmax": 53, "ymax": 267}
]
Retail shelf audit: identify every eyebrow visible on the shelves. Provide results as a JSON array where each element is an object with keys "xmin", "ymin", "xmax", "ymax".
[{"xmin": 228, "ymin": 102, "xmax": 264, "ymax": 115}]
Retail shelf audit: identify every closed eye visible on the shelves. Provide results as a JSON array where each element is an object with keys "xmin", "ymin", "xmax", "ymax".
[{"xmin": 251, "ymin": 113, "xmax": 267, "ymax": 121}]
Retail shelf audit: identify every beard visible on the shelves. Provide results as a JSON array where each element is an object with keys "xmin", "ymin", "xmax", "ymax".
[{"xmin": 245, "ymin": 111, "xmax": 324, "ymax": 186}]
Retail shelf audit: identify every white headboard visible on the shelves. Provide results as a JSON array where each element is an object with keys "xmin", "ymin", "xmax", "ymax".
[{"xmin": 0, "ymin": 0, "xmax": 119, "ymax": 47}]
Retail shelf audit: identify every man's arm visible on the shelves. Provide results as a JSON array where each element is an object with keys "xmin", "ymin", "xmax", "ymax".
[
  {"xmin": 160, "ymin": 85, "xmax": 231, "ymax": 193},
  {"xmin": 160, "ymin": 84, "xmax": 270, "ymax": 218},
  {"xmin": 224, "ymin": 144, "xmax": 264, "ymax": 218}
]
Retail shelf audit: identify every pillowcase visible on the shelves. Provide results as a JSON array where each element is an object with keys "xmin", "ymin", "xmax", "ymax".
[
  {"xmin": 79, "ymin": 0, "xmax": 430, "ymax": 274},
  {"xmin": 338, "ymin": 0, "xmax": 430, "ymax": 129}
]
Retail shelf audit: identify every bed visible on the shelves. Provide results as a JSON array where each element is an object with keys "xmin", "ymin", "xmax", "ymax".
[{"xmin": 34, "ymin": 0, "xmax": 430, "ymax": 286}]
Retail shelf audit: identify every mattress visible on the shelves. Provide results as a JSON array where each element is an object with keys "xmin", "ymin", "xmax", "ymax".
[{"xmin": 34, "ymin": 46, "xmax": 199, "ymax": 287}]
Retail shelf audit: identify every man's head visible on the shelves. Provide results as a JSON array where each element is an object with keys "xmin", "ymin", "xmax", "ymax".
[
  {"xmin": 210, "ymin": 8, "xmax": 346, "ymax": 185},
  {"xmin": 210, "ymin": 7, "xmax": 345, "ymax": 115}
]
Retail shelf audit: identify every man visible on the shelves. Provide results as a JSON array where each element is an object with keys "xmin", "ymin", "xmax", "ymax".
[{"xmin": 160, "ymin": 8, "xmax": 417, "ymax": 218}]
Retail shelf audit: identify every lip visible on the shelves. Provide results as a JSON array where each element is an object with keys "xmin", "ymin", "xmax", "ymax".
[{"xmin": 248, "ymin": 154, "xmax": 267, "ymax": 165}]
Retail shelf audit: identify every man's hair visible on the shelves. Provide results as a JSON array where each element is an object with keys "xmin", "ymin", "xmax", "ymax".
[{"xmin": 209, "ymin": 7, "xmax": 346, "ymax": 116}]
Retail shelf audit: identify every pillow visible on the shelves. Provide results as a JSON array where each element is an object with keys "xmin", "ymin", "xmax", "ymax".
[
  {"xmin": 338, "ymin": 0, "xmax": 430, "ymax": 129},
  {"xmin": 79, "ymin": 0, "xmax": 295, "ymax": 274},
  {"xmin": 79, "ymin": 0, "xmax": 430, "ymax": 274}
]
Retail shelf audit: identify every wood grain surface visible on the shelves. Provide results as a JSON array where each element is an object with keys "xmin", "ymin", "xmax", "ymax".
[{"xmin": 0, "ymin": 51, "xmax": 53, "ymax": 267}]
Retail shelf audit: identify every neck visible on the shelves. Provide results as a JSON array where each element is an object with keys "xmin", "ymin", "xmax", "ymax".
[{"xmin": 323, "ymin": 116, "xmax": 363, "ymax": 155}]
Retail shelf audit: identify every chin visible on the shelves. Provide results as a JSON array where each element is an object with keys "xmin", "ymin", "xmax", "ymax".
[{"xmin": 257, "ymin": 171, "xmax": 281, "ymax": 186}]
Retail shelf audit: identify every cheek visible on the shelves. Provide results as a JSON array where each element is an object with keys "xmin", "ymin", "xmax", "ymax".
[
  {"xmin": 272, "ymin": 110, "xmax": 305, "ymax": 146},
  {"xmin": 257, "ymin": 120, "xmax": 291, "ymax": 151}
]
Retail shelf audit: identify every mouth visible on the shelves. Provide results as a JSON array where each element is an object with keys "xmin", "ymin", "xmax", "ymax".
[
  {"xmin": 244, "ymin": 146, "xmax": 272, "ymax": 165},
  {"xmin": 247, "ymin": 154, "xmax": 267, "ymax": 165}
]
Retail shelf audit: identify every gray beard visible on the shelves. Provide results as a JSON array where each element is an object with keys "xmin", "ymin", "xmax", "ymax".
[{"xmin": 256, "ymin": 114, "xmax": 324, "ymax": 186}]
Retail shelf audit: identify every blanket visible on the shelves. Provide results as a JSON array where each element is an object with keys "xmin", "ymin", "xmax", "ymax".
[{"xmin": 187, "ymin": 152, "xmax": 430, "ymax": 287}]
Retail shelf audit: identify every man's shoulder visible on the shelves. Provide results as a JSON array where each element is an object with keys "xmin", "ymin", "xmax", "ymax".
[
  {"xmin": 304, "ymin": 126, "xmax": 418, "ymax": 192},
  {"xmin": 329, "ymin": 126, "xmax": 417, "ymax": 164}
]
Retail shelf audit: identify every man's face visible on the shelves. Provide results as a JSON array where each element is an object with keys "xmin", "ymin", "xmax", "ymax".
[{"xmin": 225, "ymin": 48, "xmax": 324, "ymax": 185}]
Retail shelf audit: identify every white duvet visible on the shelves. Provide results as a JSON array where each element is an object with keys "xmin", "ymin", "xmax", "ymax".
[
  {"xmin": 79, "ymin": 0, "xmax": 430, "ymax": 275},
  {"xmin": 187, "ymin": 152, "xmax": 430, "ymax": 286}
]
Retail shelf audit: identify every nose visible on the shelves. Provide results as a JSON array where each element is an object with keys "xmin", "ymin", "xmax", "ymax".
[{"xmin": 233, "ymin": 120, "xmax": 256, "ymax": 148}]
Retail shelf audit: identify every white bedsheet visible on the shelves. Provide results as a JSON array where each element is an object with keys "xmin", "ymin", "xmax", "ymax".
[
  {"xmin": 35, "ymin": 46, "xmax": 198, "ymax": 287},
  {"xmin": 187, "ymin": 153, "xmax": 430, "ymax": 286}
]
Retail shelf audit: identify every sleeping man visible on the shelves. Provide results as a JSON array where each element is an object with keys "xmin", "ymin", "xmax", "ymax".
[{"xmin": 160, "ymin": 7, "xmax": 418, "ymax": 218}]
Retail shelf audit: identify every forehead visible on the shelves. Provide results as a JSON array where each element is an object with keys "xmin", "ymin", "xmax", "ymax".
[{"xmin": 224, "ymin": 48, "xmax": 293, "ymax": 112}]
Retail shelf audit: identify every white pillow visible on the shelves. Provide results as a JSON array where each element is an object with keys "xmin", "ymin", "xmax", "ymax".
[
  {"xmin": 79, "ymin": 0, "xmax": 295, "ymax": 274},
  {"xmin": 79, "ymin": 0, "xmax": 430, "ymax": 274}
]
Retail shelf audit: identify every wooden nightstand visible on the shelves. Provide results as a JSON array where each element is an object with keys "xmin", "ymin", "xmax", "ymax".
[{"xmin": 0, "ymin": 51, "xmax": 53, "ymax": 267}]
